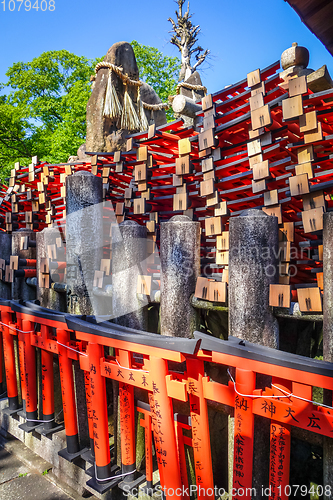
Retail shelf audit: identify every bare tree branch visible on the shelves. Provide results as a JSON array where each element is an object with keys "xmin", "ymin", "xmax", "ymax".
[{"xmin": 168, "ymin": 0, "xmax": 209, "ymax": 81}]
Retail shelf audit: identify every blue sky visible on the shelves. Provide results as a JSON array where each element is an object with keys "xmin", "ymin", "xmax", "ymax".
[{"xmin": 0, "ymin": 0, "xmax": 332, "ymax": 94}]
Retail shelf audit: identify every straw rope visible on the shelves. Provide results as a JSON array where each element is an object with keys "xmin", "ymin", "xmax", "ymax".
[{"xmin": 176, "ymin": 81, "xmax": 207, "ymax": 95}]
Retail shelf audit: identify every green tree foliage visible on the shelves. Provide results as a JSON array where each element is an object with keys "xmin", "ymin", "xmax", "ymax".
[
  {"xmin": 131, "ymin": 40, "xmax": 180, "ymax": 121},
  {"xmin": 0, "ymin": 44, "xmax": 180, "ymax": 181}
]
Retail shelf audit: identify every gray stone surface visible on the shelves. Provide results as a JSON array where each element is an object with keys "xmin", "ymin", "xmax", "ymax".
[
  {"xmin": 307, "ymin": 65, "xmax": 333, "ymax": 93},
  {"xmin": 0, "ymin": 232, "xmax": 12, "ymax": 299},
  {"xmin": 281, "ymin": 43, "xmax": 309, "ymax": 70},
  {"xmin": 11, "ymin": 230, "xmax": 36, "ymax": 301},
  {"xmin": 229, "ymin": 209, "xmax": 279, "ymax": 498},
  {"xmin": 137, "ymin": 81, "xmax": 166, "ymax": 128},
  {"xmin": 323, "ymin": 211, "xmax": 333, "ymax": 361},
  {"xmin": 160, "ymin": 215, "xmax": 200, "ymax": 338},
  {"xmin": 0, "ymin": 400, "xmax": 91, "ymax": 498},
  {"xmin": 66, "ymin": 171, "xmax": 103, "ymax": 315},
  {"xmin": 112, "ymin": 220, "xmax": 148, "ymax": 329},
  {"xmin": 323, "ymin": 211, "xmax": 333, "ymax": 495},
  {"xmin": 36, "ymin": 228, "xmax": 66, "ymax": 311},
  {"xmin": 86, "ymin": 41, "xmax": 139, "ymax": 153},
  {"xmin": 228, "ymin": 209, "xmax": 279, "ymax": 348},
  {"xmin": 86, "ymin": 42, "xmax": 166, "ymax": 153}
]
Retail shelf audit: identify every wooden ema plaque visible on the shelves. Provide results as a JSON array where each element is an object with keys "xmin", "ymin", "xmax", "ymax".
[
  {"xmin": 253, "ymin": 161, "xmax": 270, "ymax": 181},
  {"xmin": 279, "ymin": 222, "xmax": 294, "ymax": 242},
  {"xmin": 303, "ymin": 191, "xmax": 325, "ymax": 212},
  {"xmin": 216, "ymin": 250, "xmax": 229, "ymax": 266},
  {"xmin": 205, "ymin": 216, "xmax": 222, "ymax": 236},
  {"xmin": 249, "ymin": 93, "xmax": 264, "ymax": 112},
  {"xmin": 289, "ymin": 75, "xmax": 307, "ymax": 97},
  {"xmin": 297, "ymin": 287, "xmax": 322, "ymax": 312},
  {"xmin": 251, "ymin": 105, "xmax": 272, "ymax": 130},
  {"xmin": 194, "ymin": 277, "xmax": 227, "ymax": 303},
  {"xmin": 247, "ymin": 139, "xmax": 261, "ymax": 157},
  {"xmin": 252, "ymin": 179, "xmax": 266, "ymax": 193},
  {"xmin": 304, "ymin": 121, "xmax": 323, "ymax": 144},
  {"xmin": 302, "ymin": 207, "xmax": 324, "ymax": 233},
  {"xmin": 175, "ymin": 155, "xmax": 192, "ymax": 175},
  {"xmin": 289, "ymin": 173, "xmax": 309, "ymax": 197},
  {"xmin": 215, "ymin": 201, "xmax": 228, "ymax": 217},
  {"xmin": 264, "ymin": 190, "xmax": 278, "ymax": 207},
  {"xmin": 202, "ymin": 157, "xmax": 214, "ymax": 173},
  {"xmin": 299, "ymin": 110, "xmax": 317, "ymax": 133},
  {"xmin": 269, "ymin": 284, "xmax": 291, "ymax": 308},
  {"xmin": 178, "ymin": 138, "xmax": 191, "ymax": 156},
  {"xmin": 137, "ymin": 275, "xmax": 152, "ymax": 295},
  {"xmin": 282, "ymin": 95, "xmax": 303, "ymax": 120},
  {"xmin": 217, "ymin": 231, "xmax": 229, "ymax": 251},
  {"xmin": 262, "ymin": 205, "xmax": 282, "ymax": 224},
  {"xmin": 198, "ymin": 129, "xmax": 216, "ymax": 151},
  {"xmin": 295, "ymin": 162, "xmax": 313, "ymax": 179},
  {"xmin": 297, "ymin": 145, "xmax": 314, "ymax": 164},
  {"xmin": 247, "ymin": 68, "xmax": 261, "ymax": 87},
  {"xmin": 249, "ymin": 153, "xmax": 263, "ymax": 168}
]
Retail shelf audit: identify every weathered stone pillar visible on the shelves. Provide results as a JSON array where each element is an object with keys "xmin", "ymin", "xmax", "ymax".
[
  {"xmin": 229, "ymin": 209, "xmax": 279, "ymax": 347},
  {"xmin": 112, "ymin": 220, "xmax": 148, "ymax": 330},
  {"xmin": 36, "ymin": 228, "xmax": 66, "ymax": 311},
  {"xmin": 11, "ymin": 229, "xmax": 36, "ymax": 301},
  {"xmin": 229, "ymin": 209, "xmax": 279, "ymax": 497},
  {"xmin": 66, "ymin": 171, "xmax": 103, "ymax": 315},
  {"xmin": 323, "ymin": 211, "xmax": 333, "ymax": 499},
  {"xmin": 160, "ymin": 215, "xmax": 200, "ymax": 338},
  {"xmin": 0, "ymin": 233, "xmax": 12, "ymax": 299},
  {"xmin": 66, "ymin": 171, "xmax": 103, "ymax": 450}
]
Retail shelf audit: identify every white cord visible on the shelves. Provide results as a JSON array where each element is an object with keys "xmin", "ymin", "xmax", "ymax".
[
  {"xmin": 94, "ymin": 461, "xmax": 136, "ymax": 482},
  {"xmin": 227, "ymin": 369, "xmax": 292, "ymax": 399},
  {"xmin": 115, "ymin": 359, "xmax": 148, "ymax": 373},
  {"xmin": 272, "ymin": 383, "xmax": 333, "ymax": 410},
  {"xmin": 57, "ymin": 341, "xmax": 88, "ymax": 357},
  {"xmin": 25, "ymin": 408, "xmax": 63, "ymax": 424},
  {"xmin": 0, "ymin": 321, "xmax": 34, "ymax": 334},
  {"xmin": 228, "ymin": 369, "xmax": 333, "ymax": 410}
]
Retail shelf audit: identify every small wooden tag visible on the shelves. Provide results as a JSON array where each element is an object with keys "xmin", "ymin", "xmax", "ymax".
[
  {"xmin": 289, "ymin": 75, "xmax": 307, "ymax": 97},
  {"xmin": 251, "ymin": 105, "xmax": 272, "ymax": 130},
  {"xmin": 289, "ymin": 173, "xmax": 309, "ymax": 196},
  {"xmin": 302, "ymin": 206, "xmax": 324, "ymax": 233},
  {"xmin": 247, "ymin": 69, "xmax": 261, "ymax": 88},
  {"xmin": 137, "ymin": 275, "xmax": 151, "ymax": 295},
  {"xmin": 253, "ymin": 160, "xmax": 270, "ymax": 180},
  {"xmin": 282, "ymin": 95, "xmax": 303, "ymax": 120},
  {"xmin": 269, "ymin": 284, "xmax": 291, "ymax": 308},
  {"xmin": 298, "ymin": 287, "xmax": 322, "ymax": 312},
  {"xmin": 205, "ymin": 216, "xmax": 222, "ymax": 236},
  {"xmin": 217, "ymin": 232, "xmax": 229, "ymax": 251}
]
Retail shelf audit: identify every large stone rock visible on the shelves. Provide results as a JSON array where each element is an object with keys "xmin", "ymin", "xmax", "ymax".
[{"xmin": 86, "ymin": 41, "xmax": 167, "ymax": 153}]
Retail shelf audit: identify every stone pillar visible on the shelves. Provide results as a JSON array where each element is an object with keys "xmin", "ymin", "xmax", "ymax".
[
  {"xmin": 11, "ymin": 229, "xmax": 36, "ymax": 301},
  {"xmin": 160, "ymin": 215, "xmax": 200, "ymax": 338},
  {"xmin": 229, "ymin": 209, "xmax": 279, "ymax": 347},
  {"xmin": 0, "ymin": 233, "xmax": 12, "ymax": 299},
  {"xmin": 229, "ymin": 209, "xmax": 279, "ymax": 497},
  {"xmin": 66, "ymin": 171, "xmax": 103, "ymax": 450},
  {"xmin": 112, "ymin": 220, "xmax": 148, "ymax": 330},
  {"xmin": 323, "ymin": 211, "xmax": 333, "ymax": 498},
  {"xmin": 66, "ymin": 171, "xmax": 103, "ymax": 315},
  {"xmin": 36, "ymin": 228, "xmax": 66, "ymax": 311}
]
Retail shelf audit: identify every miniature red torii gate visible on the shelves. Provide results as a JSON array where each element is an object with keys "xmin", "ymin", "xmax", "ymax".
[{"xmin": 1, "ymin": 300, "xmax": 333, "ymax": 499}]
